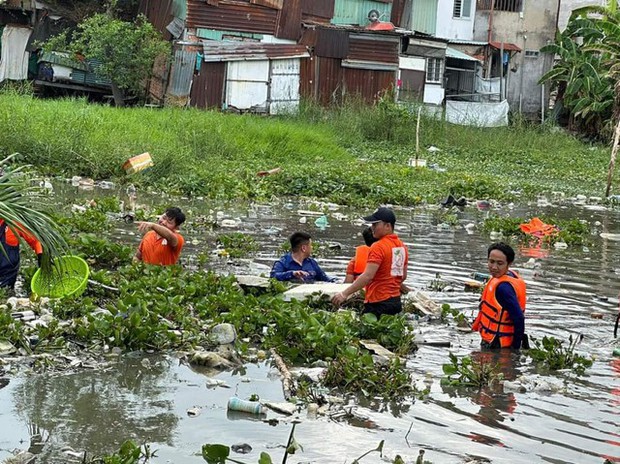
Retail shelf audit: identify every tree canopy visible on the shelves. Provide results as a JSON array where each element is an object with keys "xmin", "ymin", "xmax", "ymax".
[
  {"xmin": 45, "ymin": 13, "xmax": 170, "ymax": 105},
  {"xmin": 540, "ymin": 1, "xmax": 620, "ymax": 139}
]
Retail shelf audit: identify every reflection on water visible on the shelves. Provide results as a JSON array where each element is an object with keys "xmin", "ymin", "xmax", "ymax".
[
  {"xmin": 8, "ymin": 355, "xmax": 178, "ymax": 460},
  {"xmin": 0, "ymin": 186, "xmax": 619, "ymax": 463}
]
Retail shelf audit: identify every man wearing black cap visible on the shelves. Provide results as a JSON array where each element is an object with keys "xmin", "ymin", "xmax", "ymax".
[{"xmin": 332, "ymin": 207, "xmax": 409, "ymax": 317}]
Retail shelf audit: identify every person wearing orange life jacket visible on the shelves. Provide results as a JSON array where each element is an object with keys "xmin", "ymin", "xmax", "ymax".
[
  {"xmin": 472, "ymin": 242, "xmax": 526, "ymax": 349},
  {"xmin": 344, "ymin": 227, "xmax": 377, "ymax": 283},
  {"xmin": 0, "ymin": 218, "xmax": 43, "ymax": 289}
]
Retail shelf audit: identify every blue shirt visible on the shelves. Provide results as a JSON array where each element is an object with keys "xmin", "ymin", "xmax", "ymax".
[
  {"xmin": 270, "ymin": 253, "xmax": 333, "ymax": 283},
  {"xmin": 496, "ymin": 272, "xmax": 525, "ymax": 349}
]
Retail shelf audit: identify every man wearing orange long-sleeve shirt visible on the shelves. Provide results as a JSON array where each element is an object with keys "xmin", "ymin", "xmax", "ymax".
[{"xmin": 0, "ymin": 219, "xmax": 43, "ymax": 289}]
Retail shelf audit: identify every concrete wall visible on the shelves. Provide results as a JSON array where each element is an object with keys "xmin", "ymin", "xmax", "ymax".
[
  {"xmin": 557, "ymin": 0, "xmax": 605, "ymax": 31},
  {"xmin": 474, "ymin": 0, "xmax": 559, "ymax": 115},
  {"xmin": 436, "ymin": 0, "xmax": 474, "ymax": 40}
]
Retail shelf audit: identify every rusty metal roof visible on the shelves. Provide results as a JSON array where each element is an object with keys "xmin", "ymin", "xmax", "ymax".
[
  {"xmin": 489, "ymin": 41, "xmax": 522, "ymax": 52},
  {"xmin": 202, "ymin": 41, "xmax": 309, "ymax": 62},
  {"xmin": 303, "ymin": 21, "xmax": 403, "ymax": 37},
  {"xmin": 187, "ymin": 0, "xmax": 278, "ymax": 34}
]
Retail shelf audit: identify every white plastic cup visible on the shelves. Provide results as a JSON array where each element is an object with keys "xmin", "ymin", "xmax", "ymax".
[{"xmin": 227, "ymin": 397, "xmax": 263, "ymax": 415}]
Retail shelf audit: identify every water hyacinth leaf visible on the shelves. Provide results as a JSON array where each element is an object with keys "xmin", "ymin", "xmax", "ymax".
[
  {"xmin": 362, "ymin": 313, "xmax": 378, "ymax": 324},
  {"xmin": 202, "ymin": 444, "xmax": 230, "ymax": 463},
  {"xmin": 344, "ymin": 344, "xmax": 358, "ymax": 356},
  {"xmin": 286, "ymin": 437, "xmax": 303, "ymax": 454},
  {"xmin": 442, "ymin": 363, "xmax": 457, "ymax": 375},
  {"xmin": 258, "ymin": 452, "xmax": 273, "ymax": 464}
]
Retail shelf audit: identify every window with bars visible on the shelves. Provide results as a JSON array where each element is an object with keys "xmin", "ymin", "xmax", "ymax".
[
  {"xmin": 453, "ymin": 0, "xmax": 472, "ymax": 18},
  {"xmin": 426, "ymin": 58, "xmax": 443, "ymax": 83},
  {"xmin": 476, "ymin": 0, "xmax": 523, "ymax": 12}
]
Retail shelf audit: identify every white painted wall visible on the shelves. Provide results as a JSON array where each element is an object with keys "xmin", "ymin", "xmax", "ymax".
[
  {"xmin": 270, "ymin": 58, "xmax": 301, "ymax": 114},
  {"xmin": 400, "ymin": 56, "xmax": 426, "ymax": 71},
  {"xmin": 424, "ymin": 83, "xmax": 445, "ymax": 105},
  {"xmin": 436, "ymin": 0, "xmax": 474, "ymax": 40},
  {"xmin": 226, "ymin": 60, "xmax": 269, "ymax": 111}
]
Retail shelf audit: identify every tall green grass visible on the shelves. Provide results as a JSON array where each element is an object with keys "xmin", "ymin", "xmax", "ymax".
[{"xmin": 0, "ymin": 90, "xmax": 614, "ymax": 205}]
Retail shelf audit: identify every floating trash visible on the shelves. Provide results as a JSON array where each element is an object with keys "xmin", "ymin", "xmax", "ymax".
[
  {"xmin": 227, "ymin": 397, "xmax": 264, "ymax": 415},
  {"xmin": 122, "ymin": 152, "xmax": 153, "ymax": 174},
  {"xmin": 314, "ymin": 215, "xmax": 328, "ymax": 229}
]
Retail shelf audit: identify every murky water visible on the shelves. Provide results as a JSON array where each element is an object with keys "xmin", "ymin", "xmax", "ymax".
[{"xmin": 0, "ymin": 183, "xmax": 619, "ymax": 463}]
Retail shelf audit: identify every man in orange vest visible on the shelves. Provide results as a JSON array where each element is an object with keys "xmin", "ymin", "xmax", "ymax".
[
  {"xmin": 344, "ymin": 227, "xmax": 376, "ymax": 283},
  {"xmin": 472, "ymin": 242, "xmax": 526, "ymax": 349},
  {"xmin": 332, "ymin": 207, "xmax": 408, "ymax": 317},
  {"xmin": 0, "ymin": 219, "xmax": 43, "ymax": 289}
]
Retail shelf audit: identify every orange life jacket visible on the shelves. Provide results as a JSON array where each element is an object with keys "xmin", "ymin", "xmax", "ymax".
[
  {"xmin": 473, "ymin": 271, "xmax": 526, "ymax": 348},
  {"xmin": 353, "ymin": 245, "xmax": 370, "ymax": 276}
]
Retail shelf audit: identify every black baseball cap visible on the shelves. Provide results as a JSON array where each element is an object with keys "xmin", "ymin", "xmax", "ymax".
[{"xmin": 362, "ymin": 207, "xmax": 396, "ymax": 224}]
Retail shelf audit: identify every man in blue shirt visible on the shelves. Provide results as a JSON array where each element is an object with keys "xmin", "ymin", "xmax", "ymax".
[{"xmin": 270, "ymin": 232, "xmax": 333, "ymax": 283}]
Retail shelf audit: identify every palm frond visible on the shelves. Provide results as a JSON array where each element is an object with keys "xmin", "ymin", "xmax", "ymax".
[{"xmin": 0, "ymin": 155, "xmax": 67, "ymax": 270}]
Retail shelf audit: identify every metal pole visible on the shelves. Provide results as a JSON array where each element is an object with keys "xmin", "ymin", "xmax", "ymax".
[
  {"xmin": 541, "ymin": 82, "xmax": 545, "ymax": 124},
  {"xmin": 519, "ymin": 35, "xmax": 527, "ymax": 114},
  {"xmin": 500, "ymin": 42, "xmax": 504, "ymax": 101},
  {"xmin": 487, "ymin": 0, "xmax": 495, "ymax": 43},
  {"xmin": 486, "ymin": 0, "xmax": 495, "ymax": 79}
]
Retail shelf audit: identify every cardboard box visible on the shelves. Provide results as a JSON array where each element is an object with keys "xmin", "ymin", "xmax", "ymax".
[{"xmin": 122, "ymin": 152, "xmax": 153, "ymax": 174}]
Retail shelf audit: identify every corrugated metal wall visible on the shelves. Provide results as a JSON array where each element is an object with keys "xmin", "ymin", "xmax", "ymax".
[
  {"xmin": 299, "ymin": 54, "xmax": 315, "ymax": 99},
  {"xmin": 410, "ymin": 0, "xmax": 437, "ymax": 35},
  {"xmin": 331, "ymin": 0, "xmax": 392, "ymax": 26},
  {"xmin": 316, "ymin": 56, "xmax": 344, "ymax": 105},
  {"xmin": 315, "ymin": 29, "xmax": 349, "ymax": 59},
  {"xmin": 186, "ymin": 0, "xmax": 277, "ymax": 34},
  {"xmin": 302, "ymin": 0, "xmax": 335, "ymax": 20},
  {"xmin": 168, "ymin": 49, "xmax": 196, "ymax": 96},
  {"xmin": 139, "ymin": 0, "xmax": 173, "ymax": 40},
  {"xmin": 343, "ymin": 67, "xmax": 395, "ymax": 101},
  {"xmin": 348, "ymin": 34, "xmax": 399, "ymax": 64},
  {"xmin": 190, "ymin": 61, "xmax": 226, "ymax": 109},
  {"xmin": 390, "ymin": 0, "xmax": 407, "ymax": 26},
  {"xmin": 275, "ymin": 0, "xmax": 302, "ymax": 39}
]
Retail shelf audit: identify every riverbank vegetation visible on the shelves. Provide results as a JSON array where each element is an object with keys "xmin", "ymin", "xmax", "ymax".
[{"xmin": 0, "ymin": 91, "xmax": 616, "ymax": 206}]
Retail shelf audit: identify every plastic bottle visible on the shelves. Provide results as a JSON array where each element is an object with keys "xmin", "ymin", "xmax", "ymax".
[{"xmin": 227, "ymin": 397, "xmax": 264, "ymax": 415}]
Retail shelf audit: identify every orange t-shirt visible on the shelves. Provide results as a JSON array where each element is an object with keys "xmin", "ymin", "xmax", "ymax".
[
  {"xmin": 138, "ymin": 230, "xmax": 184, "ymax": 265},
  {"xmin": 365, "ymin": 234, "xmax": 408, "ymax": 303}
]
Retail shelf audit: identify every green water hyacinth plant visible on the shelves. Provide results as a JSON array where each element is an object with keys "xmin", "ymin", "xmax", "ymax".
[
  {"xmin": 442, "ymin": 353, "xmax": 501, "ymax": 388},
  {"xmin": 527, "ymin": 335, "xmax": 593, "ymax": 375}
]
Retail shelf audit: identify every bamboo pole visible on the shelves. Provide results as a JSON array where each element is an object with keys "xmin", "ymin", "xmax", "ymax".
[
  {"xmin": 415, "ymin": 106, "xmax": 422, "ymax": 164},
  {"xmin": 605, "ymin": 116, "xmax": 620, "ymax": 197},
  {"xmin": 270, "ymin": 348, "xmax": 295, "ymax": 400}
]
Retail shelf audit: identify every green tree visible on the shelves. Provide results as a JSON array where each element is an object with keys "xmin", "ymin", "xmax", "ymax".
[
  {"xmin": 45, "ymin": 13, "xmax": 170, "ymax": 106},
  {"xmin": 570, "ymin": 1, "xmax": 620, "ymax": 195},
  {"xmin": 540, "ymin": 15, "xmax": 614, "ymax": 136},
  {"xmin": 540, "ymin": 1, "xmax": 620, "ymax": 195}
]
